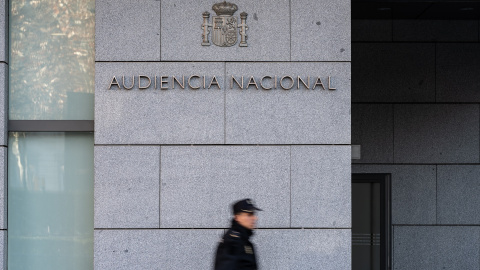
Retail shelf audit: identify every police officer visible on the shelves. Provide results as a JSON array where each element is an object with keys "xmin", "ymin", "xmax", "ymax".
[{"xmin": 214, "ymin": 199, "xmax": 262, "ymax": 270}]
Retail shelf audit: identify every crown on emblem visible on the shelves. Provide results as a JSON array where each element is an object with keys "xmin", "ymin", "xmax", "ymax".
[{"xmin": 212, "ymin": 1, "xmax": 238, "ymax": 16}]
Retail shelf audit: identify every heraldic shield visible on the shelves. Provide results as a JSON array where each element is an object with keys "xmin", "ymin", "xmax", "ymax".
[
  {"xmin": 201, "ymin": 1, "xmax": 248, "ymax": 47},
  {"xmin": 212, "ymin": 16, "xmax": 237, "ymax": 47}
]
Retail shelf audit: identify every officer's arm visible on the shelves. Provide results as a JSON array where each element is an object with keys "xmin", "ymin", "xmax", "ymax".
[{"xmin": 215, "ymin": 234, "xmax": 243, "ymax": 270}]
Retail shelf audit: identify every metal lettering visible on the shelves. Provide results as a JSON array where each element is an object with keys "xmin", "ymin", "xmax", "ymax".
[
  {"xmin": 260, "ymin": 76, "xmax": 273, "ymax": 90},
  {"xmin": 280, "ymin": 76, "xmax": 294, "ymax": 90},
  {"xmin": 173, "ymin": 75, "xmax": 185, "ymax": 89},
  {"xmin": 246, "ymin": 76, "xmax": 258, "ymax": 89},
  {"xmin": 122, "ymin": 75, "xmax": 134, "ymax": 90},
  {"xmin": 161, "ymin": 76, "xmax": 169, "ymax": 90},
  {"xmin": 328, "ymin": 76, "xmax": 336, "ymax": 90},
  {"xmin": 297, "ymin": 76, "xmax": 310, "ymax": 89},
  {"xmin": 313, "ymin": 77, "xmax": 325, "ymax": 90},
  {"xmin": 139, "ymin": 75, "xmax": 151, "ymax": 90},
  {"xmin": 208, "ymin": 76, "xmax": 220, "ymax": 89},
  {"xmin": 108, "ymin": 76, "xmax": 120, "ymax": 90},
  {"xmin": 188, "ymin": 75, "xmax": 201, "ymax": 89},
  {"xmin": 231, "ymin": 76, "xmax": 244, "ymax": 89}
]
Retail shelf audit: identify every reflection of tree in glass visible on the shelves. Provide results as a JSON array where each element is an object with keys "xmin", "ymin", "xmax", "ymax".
[{"xmin": 10, "ymin": 0, "xmax": 95, "ymax": 120}]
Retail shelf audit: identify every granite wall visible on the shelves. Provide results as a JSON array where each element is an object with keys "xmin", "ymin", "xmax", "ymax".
[
  {"xmin": 94, "ymin": 1, "xmax": 351, "ymax": 269},
  {"xmin": 0, "ymin": 0, "xmax": 6, "ymax": 268},
  {"xmin": 352, "ymin": 19, "xmax": 480, "ymax": 270}
]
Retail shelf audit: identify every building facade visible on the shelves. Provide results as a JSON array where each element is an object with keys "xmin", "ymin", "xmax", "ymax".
[{"xmin": 0, "ymin": 0, "xmax": 478, "ymax": 269}]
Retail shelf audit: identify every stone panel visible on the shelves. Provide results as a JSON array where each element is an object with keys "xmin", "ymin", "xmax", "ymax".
[
  {"xmin": 394, "ymin": 226, "xmax": 480, "ymax": 270},
  {"xmin": 352, "ymin": 104, "xmax": 393, "ymax": 163},
  {"xmin": 352, "ymin": 43, "xmax": 435, "ymax": 102},
  {"xmin": 352, "ymin": 20, "xmax": 392, "ymax": 42},
  {"xmin": 0, "ymin": 64, "xmax": 5, "ymax": 147},
  {"xmin": 352, "ymin": 165, "xmax": 436, "ymax": 224},
  {"xmin": 437, "ymin": 165, "xmax": 480, "ymax": 224},
  {"xmin": 94, "ymin": 229, "xmax": 222, "ymax": 270},
  {"xmin": 393, "ymin": 20, "xmax": 478, "ymax": 42},
  {"xmin": 95, "ymin": 0, "xmax": 161, "ymax": 61},
  {"xmin": 291, "ymin": 0, "xmax": 351, "ymax": 61},
  {"xmin": 94, "ymin": 146, "xmax": 160, "ymax": 228},
  {"xmin": 0, "ymin": 230, "xmax": 4, "ymax": 270},
  {"xmin": 0, "ymin": 148, "xmax": 4, "ymax": 229},
  {"xmin": 226, "ymin": 62, "xmax": 350, "ymax": 144},
  {"xmin": 256, "ymin": 229, "xmax": 351, "ymax": 270},
  {"xmin": 0, "ymin": 0, "xmax": 6, "ymax": 62},
  {"xmin": 95, "ymin": 62, "xmax": 224, "ymax": 144},
  {"xmin": 394, "ymin": 104, "xmax": 479, "ymax": 163},
  {"xmin": 437, "ymin": 44, "xmax": 480, "ymax": 102},
  {"xmin": 161, "ymin": 0, "xmax": 290, "ymax": 61},
  {"xmin": 160, "ymin": 146, "xmax": 290, "ymax": 228},
  {"xmin": 291, "ymin": 146, "xmax": 351, "ymax": 228}
]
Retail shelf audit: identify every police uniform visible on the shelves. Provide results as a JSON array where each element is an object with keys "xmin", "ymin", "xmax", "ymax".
[{"xmin": 214, "ymin": 199, "xmax": 261, "ymax": 270}]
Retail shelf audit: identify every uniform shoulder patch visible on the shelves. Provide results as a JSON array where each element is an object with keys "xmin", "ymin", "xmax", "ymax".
[{"xmin": 229, "ymin": 230, "xmax": 240, "ymax": 238}]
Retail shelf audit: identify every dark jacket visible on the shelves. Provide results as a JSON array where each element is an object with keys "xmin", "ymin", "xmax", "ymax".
[{"xmin": 214, "ymin": 219, "xmax": 258, "ymax": 270}]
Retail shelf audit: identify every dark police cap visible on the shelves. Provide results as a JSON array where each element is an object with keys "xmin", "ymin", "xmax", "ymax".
[{"xmin": 232, "ymin": 199, "xmax": 262, "ymax": 215}]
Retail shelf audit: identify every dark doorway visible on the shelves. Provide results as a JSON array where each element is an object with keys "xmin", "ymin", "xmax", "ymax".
[{"xmin": 352, "ymin": 174, "xmax": 391, "ymax": 270}]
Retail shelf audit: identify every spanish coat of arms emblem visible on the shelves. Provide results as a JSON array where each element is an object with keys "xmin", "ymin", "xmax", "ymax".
[{"xmin": 201, "ymin": 1, "xmax": 248, "ymax": 47}]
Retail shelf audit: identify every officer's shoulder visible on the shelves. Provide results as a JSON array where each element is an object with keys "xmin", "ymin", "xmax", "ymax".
[{"xmin": 224, "ymin": 229, "xmax": 241, "ymax": 241}]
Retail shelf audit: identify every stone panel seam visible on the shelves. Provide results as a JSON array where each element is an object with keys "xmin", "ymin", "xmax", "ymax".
[
  {"xmin": 223, "ymin": 62, "xmax": 226, "ymax": 144},
  {"xmin": 160, "ymin": 0, "xmax": 162, "ymax": 62},
  {"xmin": 393, "ymin": 104, "xmax": 396, "ymax": 163},
  {"xmin": 289, "ymin": 0, "xmax": 292, "ymax": 61},
  {"xmin": 392, "ymin": 104, "xmax": 395, "ymax": 164},
  {"xmin": 94, "ymin": 144, "xmax": 353, "ymax": 147},
  {"xmin": 354, "ymin": 162, "xmax": 480, "ymax": 165},
  {"xmin": 392, "ymin": 224, "xmax": 480, "ymax": 227},
  {"xmin": 434, "ymin": 43, "xmax": 437, "ymax": 102},
  {"xmin": 159, "ymin": 146, "xmax": 162, "ymax": 228},
  {"xmin": 435, "ymin": 164, "xmax": 438, "ymax": 225},
  {"xmin": 93, "ymin": 227, "xmax": 352, "ymax": 230},
  {"xmin": 94, "ymin": 60, "xmax": 353, "ymax": 63},
  {"xmin": 289, "ymin": 145, "xmax": 292, "ymax": 228}
]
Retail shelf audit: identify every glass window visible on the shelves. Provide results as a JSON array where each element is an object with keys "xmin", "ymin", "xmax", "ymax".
[
  {"xmin": 9, "ymin": 0, "xmax": 95, "ymax": 120},
  {"xmin": 8, "ymin": 132, "xmax": 93, "ymax": 270}
]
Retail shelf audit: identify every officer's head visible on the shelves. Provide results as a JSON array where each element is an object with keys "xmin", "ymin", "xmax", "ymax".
[{"xmin": 232, "ymin": 199, "xmax": 262, "ymax": 230}]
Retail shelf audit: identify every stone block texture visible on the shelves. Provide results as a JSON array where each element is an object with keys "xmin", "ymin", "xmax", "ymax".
[
  {"xmin": 291, "ymin": 0, "xmax": 351, "ymax": 61},
  {"xmin": 94, "ymin": 229, "xmax": 223, "ymax": 270},
  {"xmin": 161, "ymin": 0, "xmax": 290, "ymax": 61},
  {"xmin": 95, "ymin": 62, "xmax": 224, "ymax": 144},
  {"xmin": 393, "ymin": 226, "xmax": 480, "ymax": 270},
  {"xmin": 291, "ymin": 146, "xmax": 351, "ymax": 228},
  {"xmin": 352, "ymin": 43, "xmax": 435, "ymax": 103},
  {"xmin": 352, "ymin": 104, "xmax": 393, "ymax": 163},
  {"xmin": 437, "ymin": 44, "xmax": 480, "ymax": 102},
  {"xmin": 95, "ymin": 0, "xmax": 161, "ymax": 61},
  {"xmin": 352, "ymin": 165, "xmax": 437, "ymax": 225},
  {"xmin": 394, "ymin": 104, "xmax": 479, "ymax": 164},
  {"xmin": 256, "ymin": 229, "xmax": 351, "ymax": 270},
  {"xmin": 94, "ymin": 146, "xmax": 160, "ymax": 228},
  {"xmin": 352, "ymin": 20, "xmax": 392, "ymax": 42},
  {"xmin": 0, "ymin": 148, "xmax": 5, "ymax": 230},
  {"xmin": 160, "ymin": 146, "xmax": 290, "ymax": 228},
  {"xmin": 226, "ymin": 62, "xmax": 351, "ymax": 144},
  {"xmin": 0, "ymin": 230, "xmax": 4, "ymax": 270},
  {"xmin": 437, "ymin": 165, "xmax": 480, "ymax": 225},
  {"xmin": 0, "ymin": 64, "xmax": 5, "ymax": 147},
  {"xmin": 393, "ymin": 20, "xmax": 478, "ymax": 42},
  {"xmin": 0, "ymin": 0, "xmax": 6, "ymax": 62}
]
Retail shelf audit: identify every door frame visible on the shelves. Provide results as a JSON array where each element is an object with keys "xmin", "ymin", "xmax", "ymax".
[{"xmin": 352, "ymin": 173, "xmax": 392, "ymax": 270}]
